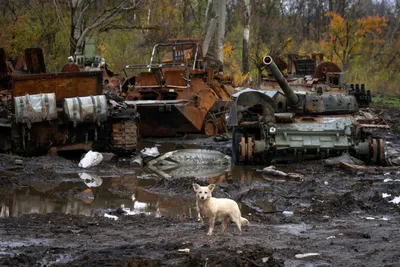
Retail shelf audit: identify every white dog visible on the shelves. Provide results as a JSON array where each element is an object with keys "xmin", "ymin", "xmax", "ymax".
[{"xmin": 193, "ymin": 183, "xmax": 249, "ymax": 235}]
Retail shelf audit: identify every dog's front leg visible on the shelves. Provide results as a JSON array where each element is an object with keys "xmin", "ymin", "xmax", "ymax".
[
  {"xmin": 207, "ymin": 216, "xmax": 216, "ymax": 235},
  {"xmin": 196, "ymin": 202, "xmax": 204, "ymax": 225}
]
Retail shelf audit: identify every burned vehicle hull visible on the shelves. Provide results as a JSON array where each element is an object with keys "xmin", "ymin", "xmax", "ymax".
[
  {"xmin": 228, "ymin": 56, "xmax": 387, "ymax": 165},
  {"xmin": 121, "ymin": 39, "xmax": 231, "ymax": 137},
  {"xmin": 0, "ymin": 48, "xmax": 139, "ymax": 155}
]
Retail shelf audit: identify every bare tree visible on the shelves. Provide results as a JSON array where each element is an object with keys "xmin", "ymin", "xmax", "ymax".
[
  {"xmin": 62, "ymin": 0, "xmax": 145, "ymax": 56},
  {"xmin": 215, "ymin": 0, "xmax": 226, "ymax": 63}
]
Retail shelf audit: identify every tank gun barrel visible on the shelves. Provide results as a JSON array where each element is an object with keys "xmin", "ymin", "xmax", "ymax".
[{"xmin": 263, "ymin": 55, "xmax": 299, "ymax": 106}]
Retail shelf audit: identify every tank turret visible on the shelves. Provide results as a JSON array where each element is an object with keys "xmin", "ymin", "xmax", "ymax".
[{"xmin": 263, "ymin": 55, "xmax": 360, "ymax": 115}]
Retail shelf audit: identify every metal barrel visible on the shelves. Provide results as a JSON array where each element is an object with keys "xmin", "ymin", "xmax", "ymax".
[{"xmin": 263, "ymin": 55, "xmax": 299, "ymax": 106}]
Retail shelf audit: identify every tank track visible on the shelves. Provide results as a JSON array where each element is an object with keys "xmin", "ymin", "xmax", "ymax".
[{"xmin": 111, "ymin": 120, "xmax": 138, "ymax": 153}]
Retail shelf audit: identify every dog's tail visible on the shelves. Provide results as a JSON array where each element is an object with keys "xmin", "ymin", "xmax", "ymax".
[{"xmin": 241, "ymin": 217, "xmax": 249, "ymax": 225}]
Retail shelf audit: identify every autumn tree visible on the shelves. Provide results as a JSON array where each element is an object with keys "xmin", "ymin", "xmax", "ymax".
[
  {"xmin": 324, "ymin": 11, "xmax": 388, "ymax": 69},
  {"xmin": 0, "ymin": 0, "xmax": 69, "ymax": 71}
]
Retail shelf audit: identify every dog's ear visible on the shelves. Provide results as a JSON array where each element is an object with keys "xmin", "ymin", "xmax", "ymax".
[
  {"xmin": 192, "ymin": 183, "xmax": 200, "ymax": 192},
  {"xmin": 208, "ymin": 184, "xmax": 215, "ymax": 192}
]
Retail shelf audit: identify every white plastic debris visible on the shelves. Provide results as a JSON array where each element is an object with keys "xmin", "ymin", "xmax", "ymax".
[
  {"xmin": 326, "ymin": 236, "xmax": 336, "ymax": 240},
  {"xmin": 365, "ymin": 217, "xmax": 376, "ymax": 220},
  {"xmin": 140, "ymin": 147, "xmax": 160, "ymax": 157},
  {"xmin": 104, "ymin": 213, "xmax": 118, "ymax": 220},
  {"xmin": 262, "ymin": 257, "xmax": 269, "ymax": 263},
  {"xmin": 282, "ymin": 211, "xmax": 294, "ymax": 217},
  {"xmin": 389, "ymin": 196, "xmax": 400, "ymax": 204},
  {"xmin": 178, "ymin": 248, "xmax": 190, "ymax": 253},
  {"xmin": 382, "ymin": 193, "xmax": 392, "ymax": 198},
  {"xmin": 79, "ymin": 172, "xmax": 103, "ymax": 188},
  {"xmin": 78, "ymin": 150, "xmax": 103, "ymax": 168},
  {"xmin": 295, "ymin": 253, "xmax": 320, "ymax": 259}
]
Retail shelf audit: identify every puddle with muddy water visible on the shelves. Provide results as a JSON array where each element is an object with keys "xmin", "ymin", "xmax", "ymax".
[
  {"xmin": 0, "ymin": 139, "xmax": 301, "ymax": 220},
  {"xmin": 0, "ymin": 164, "xmax": 291, "ymax": 220}
]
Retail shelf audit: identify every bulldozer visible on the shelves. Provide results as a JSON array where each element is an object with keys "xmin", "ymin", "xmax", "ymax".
[{"xmin": 120, "ymin": 38, "xmax": 231, "ymax": 137}]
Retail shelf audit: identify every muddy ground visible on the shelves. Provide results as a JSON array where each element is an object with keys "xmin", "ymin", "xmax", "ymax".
[{"xmin": 1, "ymin": 106, "xmax": 400, "ymax": 267}]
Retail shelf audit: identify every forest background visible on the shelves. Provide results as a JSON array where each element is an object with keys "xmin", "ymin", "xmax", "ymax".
[{"xmin": 0, "ymin": 0, "xmax": 399, "ymax": 97}]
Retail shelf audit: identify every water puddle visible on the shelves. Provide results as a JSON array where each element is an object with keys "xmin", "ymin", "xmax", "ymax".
[{"xmin": 0, "ymin": 155, "xmax": 300, "ymax": 220}]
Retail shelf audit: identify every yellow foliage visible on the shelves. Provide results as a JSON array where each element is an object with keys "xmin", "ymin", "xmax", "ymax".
[
  {"xmin": 325, "ymin": 12, "xmax": 388, "ymax": 68},
  {"xmin": 222, "ymin": 43, "xmax": 249, "ymax": 87},
  {"xmin": 223, "ymin": 43, "xmax": 234, "ymax": 61},
  {"xmin": 282, "ymin": 36, "xmax": 294, "ymax": 54}
]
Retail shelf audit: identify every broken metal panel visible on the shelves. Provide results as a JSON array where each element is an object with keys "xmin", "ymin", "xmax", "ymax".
[
  {"xmin": 163, "ymin": 67, "xmax": 188, "ymax": 87},
  {"xmin": 12, "ymin": 71, "xmax": 103, "ymax": 101},
  {"xmin": 0, "ymin": 48, "xmax": 7, "ymax": 76},
  {"xmin": 133, "ymin": 102, "xmax": 202, "ymax": 136},
  {"xmin": 147, "ymin": 149, "xmax": 231, "ymax": 179},
  {"xmin": 24, "ymin": 48, "xmax": 46, "ymax": 74}
]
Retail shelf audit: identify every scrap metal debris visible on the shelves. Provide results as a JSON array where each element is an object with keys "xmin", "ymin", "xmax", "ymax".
[
  {"xmin": 323, "ymin": 153, "xmax": 365, "ymax": 167},
  {"xmin": 259, "ymin": 165, "xmax": 304, "ymax": 180},
  {"xmin": 146, "ymin": 149, "xmax": 231, "ymax": 179},
  {"xmin": 140, "ymin": 147, "xmax": 160, "ymax": 158}
]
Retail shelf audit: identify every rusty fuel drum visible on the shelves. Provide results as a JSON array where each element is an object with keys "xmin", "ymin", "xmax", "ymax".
[{"xmin": 0, "ymin": 48, "xmax": 139, "ymax": 155}]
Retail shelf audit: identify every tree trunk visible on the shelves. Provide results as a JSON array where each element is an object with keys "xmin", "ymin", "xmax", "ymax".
[
  {"xmin": 242, "ymin": 0, "xmax": 251, "ymax": 74},
  {"xmin": 337, "ymin": 0, "xmax": 345, "ymax": 17},
  {"xmin": 216, "ymin": 0, "xmax": 226, "ymax": 63},
  {"xmin": 203, "ymin": 0, "xmax": 213, "ymax": 31},
  {"xmin": 203, "ymin": 18, "xmax": 217, "ymax": 56}
]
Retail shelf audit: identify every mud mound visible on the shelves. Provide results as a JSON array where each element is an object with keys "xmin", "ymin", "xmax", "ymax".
[
  {"xmin": 56, "ymin": 244, "xmax": 282, "ymax": 267},
  {"xmin": 0, "ymin": 175, "xmax": 19, "ymax": 187},
  {"xmin": 62, "ymin": 255, "xmax": 162, "ymax": 267},
  {"xmin": 178, "ymin": 245, "xmax": 282, "ymax": 267},
  {"xmin": 0, "ymin": 253, "xmax": 39, "ymax": 267},
  {"xmin": 307, "ymin": 192, "xmax": 363, "ymax": 216}
]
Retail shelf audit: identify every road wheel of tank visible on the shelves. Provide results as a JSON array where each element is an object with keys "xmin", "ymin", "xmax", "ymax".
[
  {"xmin": 232, "ymin": 128, "xmax": 245, "ymax": 164},
  {"xmin": 204, "ymin": 119, "xmax": 218, "ymax": 136},
  {"xmin": 370, "ymin": 138, "xmax": 385, "ymax": 165},
  {"xmin": 111, "ymin": 120, "xmax": 138, "ymax": 153}
]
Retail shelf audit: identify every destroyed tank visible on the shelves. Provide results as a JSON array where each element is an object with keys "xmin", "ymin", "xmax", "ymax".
[
  {"xmin": 0, "ymin": 48, "xmax": 139, "ymax": 155},
  {"xmin": 228, "ymin": 55, "xmax": 386, "ymax": 165},
  {"xmin": 121, "ymin": 38, "xmax": 231, "ymax": 137}
]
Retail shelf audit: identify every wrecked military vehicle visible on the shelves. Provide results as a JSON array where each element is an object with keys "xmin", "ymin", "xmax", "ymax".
[
  {"xmin": 120, "ymin": 38, "xmax": 231, "ymax": 137},
  {"xmin": 228, "ymin": 55, "xmax": 387, "ymax": 165},
  {"xmin": 0, "ymin": 48, "xmax": 139, "ymax": 155}
]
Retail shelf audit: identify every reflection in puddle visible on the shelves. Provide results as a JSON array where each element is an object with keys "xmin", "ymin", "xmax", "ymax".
[
  {"xmin": 0, "ymin": 164, "xmax": 281, "ymax": 220},
  {"xmin": 79, "ymin": 172, "xmax": 103, "ymax": 187}
]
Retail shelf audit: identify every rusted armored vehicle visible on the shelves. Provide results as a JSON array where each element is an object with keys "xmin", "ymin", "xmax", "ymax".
[
  {"xmin": 120, "ymin": 38, "xmax": 231, "ymax": 137},
  {"xmin": 0, "ymin": 48, "xmax": 139, "ymax": 155},
  {"xmin": 228, "ymin": 55, "xmax": 387, "ymax": 165}
]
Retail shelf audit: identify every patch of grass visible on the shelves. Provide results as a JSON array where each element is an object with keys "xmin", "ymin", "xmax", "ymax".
[{"xmin": 372, "ymin": 95, "xmax": 400, "ymax": 108}]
